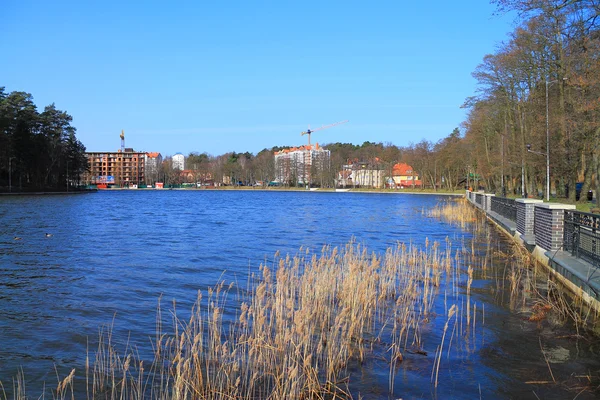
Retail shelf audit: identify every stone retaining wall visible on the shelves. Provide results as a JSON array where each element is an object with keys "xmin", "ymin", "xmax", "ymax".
[{"xmin": 465, "ymin": 191, "xmax": 598, "ymax": 313}]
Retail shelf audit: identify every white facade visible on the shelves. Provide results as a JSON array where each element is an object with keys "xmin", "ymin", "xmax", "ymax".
[
  {"xmin": 274, "ymin": 144, "xmax": 330, "ymax": 185},
  {"xmin": 352, "ymin": 168, "xmax": 385, "ymax": 188},
  {"xmin": 172, "ymin": 153, "xmax": 185, "ymax": 171},
  {"xmin": 337, "ymin": 162, "xmax": 385, "ymax": 188}
]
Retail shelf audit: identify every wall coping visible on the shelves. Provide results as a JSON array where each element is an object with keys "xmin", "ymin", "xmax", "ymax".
[
  {"xmin": 515, "ymin": 198, "xmax": 544, "ymax": 204},
  {"xmin": 534, "ymin": 203, "xmax": 576, "ymax": 210},
  {"xmin": 484, "ymin": 193, "xmax": 495, "ymax": 197}
]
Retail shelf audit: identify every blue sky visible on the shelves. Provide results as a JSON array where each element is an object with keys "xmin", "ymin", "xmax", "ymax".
[{"xmin": 1, "ymin": 1, "xmax": 514, "ymax": 157}]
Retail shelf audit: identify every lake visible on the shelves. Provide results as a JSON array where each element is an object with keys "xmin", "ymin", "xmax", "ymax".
[{"xmin": 1, "ymin": 190, "xmax": 598, "ymax": 399}]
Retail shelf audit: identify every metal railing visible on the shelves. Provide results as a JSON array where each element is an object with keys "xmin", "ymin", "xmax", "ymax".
[
  {"xmin": 475, "ymin": 193, "xmax": 483, "ymax": 206},
  {"xmin": 491, "ymin": 197, "xmax": 517, "ymax": 222},
  {"xmin": 564, "ymin": 210, "xmax": 600, "ymax": 268}
]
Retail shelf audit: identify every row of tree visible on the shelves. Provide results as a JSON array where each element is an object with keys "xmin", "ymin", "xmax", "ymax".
[
  {"xmin": 0, "ymin": 88, "xmax": 87, "ymax": 192},
  {"xmin": 462, "ymin": 0, "xmax": 600, "ymax": 200}
]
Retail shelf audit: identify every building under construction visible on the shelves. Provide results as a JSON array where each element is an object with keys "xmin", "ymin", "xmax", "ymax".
[
  {"xmin": 82, "ymin": 131, "xmax": 153, "ymax": 187},
  {"xmin": 84, "ymin": 149, "xmax": 147, "ymax": 187}
]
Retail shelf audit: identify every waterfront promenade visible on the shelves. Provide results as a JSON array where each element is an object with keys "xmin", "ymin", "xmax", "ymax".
[{"xmin": 465, "ymin": 191, "xmax": 600, "ymax": 314}]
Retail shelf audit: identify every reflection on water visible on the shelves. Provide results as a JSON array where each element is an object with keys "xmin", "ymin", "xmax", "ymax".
[{"xmin": 0, "ymin": 191, "xmax": 598, "ymax": 399}]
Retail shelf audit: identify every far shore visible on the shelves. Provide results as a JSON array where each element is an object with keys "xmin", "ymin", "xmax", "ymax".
[
  {"xmin": 0, "ymin": 190, "xmax": 96, "ymax": 196},
  {"xmin": 0, "ymin": 187, "xmax": 464, "ymax": 196},
  {"xmin": 94, "ymin": 186, "xmax": 464, "ymax": 196}
]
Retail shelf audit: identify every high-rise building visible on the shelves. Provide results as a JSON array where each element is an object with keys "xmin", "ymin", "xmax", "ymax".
[{"xmin": 274, "ymin": 143, "xmax": 330, "ymax": 186}]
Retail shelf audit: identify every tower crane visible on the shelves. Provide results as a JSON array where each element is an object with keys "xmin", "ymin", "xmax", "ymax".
[
  {"xmin": 301, "ymin": 120, "xmax": 348, "ymax": 146},
  {"xmin": 120, "ymin": 130, "xmax": 125, "ymax": 187}
]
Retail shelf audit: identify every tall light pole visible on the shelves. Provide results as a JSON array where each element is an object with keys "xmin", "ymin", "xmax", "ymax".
[
  {"xmin": 545, "ymin": 80, "xmax": 552, "ymax": 201},
  {"xmin": 545, "ymin": 78, "xmax": 566, "ymax": 201}
]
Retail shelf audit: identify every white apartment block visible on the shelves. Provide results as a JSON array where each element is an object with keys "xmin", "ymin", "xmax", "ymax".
[
  {"xmin": 274, "ymin": 144, "xmax": 330, "ymax": 185},
  {"xmin": 172, "ymin": 153, "xmax": 185, "ymax": 171}
]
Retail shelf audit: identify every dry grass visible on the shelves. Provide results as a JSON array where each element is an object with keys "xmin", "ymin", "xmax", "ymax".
[{"xmin": 425, "ymin": 198, "xmax": 482, "ymax": 232}]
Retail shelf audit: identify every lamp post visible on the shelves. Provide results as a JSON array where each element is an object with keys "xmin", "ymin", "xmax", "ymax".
[
  {"xmin": 545, "ymin": 80, "xmax": 553, "ymax": 201},
  {"xmin": 544, "ymin": 78, "xmax": 566, "ymax": 201},
  {"xmin": 527, "ymin": 144, "xmax": 546, "ymax": 198}
]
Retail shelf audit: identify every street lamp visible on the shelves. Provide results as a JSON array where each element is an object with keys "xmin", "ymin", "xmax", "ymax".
[
  {"xmin": 544, "ymin": 78, "xmax": 567, "ymax": 201},
  {"xmin": 526, "ymin": 144, "xmax": 546, "ymax": 198}
]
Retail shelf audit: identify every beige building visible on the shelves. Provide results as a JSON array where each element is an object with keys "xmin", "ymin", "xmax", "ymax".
[{"xmin": 338, "ymin": 160, "xmax": 385, "ymax": 188}]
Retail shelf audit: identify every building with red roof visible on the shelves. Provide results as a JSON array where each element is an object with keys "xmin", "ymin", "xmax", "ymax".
[{"xmin": 391, "ymin": 163, "xmax": 422, "ymax": 188}]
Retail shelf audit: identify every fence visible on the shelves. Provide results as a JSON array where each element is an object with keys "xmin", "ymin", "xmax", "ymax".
[
  {"xmin": 564, "ymin": 210, "xmax": 600, "ymax": 268},
  {"xmin": 491, "ymin": 197, "xmax": 517, "ymax": 222}
]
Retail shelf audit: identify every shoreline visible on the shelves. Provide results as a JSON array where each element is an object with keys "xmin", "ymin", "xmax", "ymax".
[
  {"xmin": 0, "ymin": 187, "xmax": 463, "ymax": 196},
  {"xmin": 87, "ymin": 187, "xmax": 464, "ymax": 196},
  {"xmin": 0, "ymin": 190, "xmax": 96, "ymax": 196}
]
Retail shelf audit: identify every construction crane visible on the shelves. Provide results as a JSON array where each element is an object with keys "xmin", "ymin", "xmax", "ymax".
[
  {"xmin": 119, "ymin": 130, "xmax": 125, "ymax": 187},
  {"xmin": 301, "ymin": 120, "xmax": 348, "ymax": 146}
]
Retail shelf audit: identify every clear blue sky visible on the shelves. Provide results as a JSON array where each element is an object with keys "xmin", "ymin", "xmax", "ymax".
[{"xmin": 1, "ymin": 1, "xmax": 514, "ymax": 157}]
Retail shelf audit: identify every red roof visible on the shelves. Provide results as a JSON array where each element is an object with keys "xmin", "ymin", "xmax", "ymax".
[{"xmin": 393, "ymin": 163, "xmax": 414, "ymax": 176}]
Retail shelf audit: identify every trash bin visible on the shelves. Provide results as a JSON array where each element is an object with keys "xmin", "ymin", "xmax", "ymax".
[{"xmin": 588, "ymin": 190, "xmax": 593, "ymax": 201}]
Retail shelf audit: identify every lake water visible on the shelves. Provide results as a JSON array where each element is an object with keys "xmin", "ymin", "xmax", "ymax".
[{"xmin": 1, "ymin": 190, "xmax": 599, "ymax": 399}]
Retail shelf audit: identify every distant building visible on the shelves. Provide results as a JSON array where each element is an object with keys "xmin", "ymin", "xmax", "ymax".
[
  {"xmin": 83, "ymin": 148, "xmax": 147, "ymax": 187},
  {"xmin": 180, "ymin": 169, "xmax": 195, "ymax": 183},
  {"xmin": 338, "ymin": 159, "xmax": 385, "ymax": 188},
  {"xmin": 274, "ymin": 143, "xmax": 330, "ymax": 186},
  {"xmin": 145, "ymin": 152, "xmax": 162, "ymax": 185},
  {"xmin": 173, "ymin": 153, "xmax": 185, "ymax": 171},
  {"xmin": 392, "ymin": 163, "xmax": 422, "ymax": 187}
]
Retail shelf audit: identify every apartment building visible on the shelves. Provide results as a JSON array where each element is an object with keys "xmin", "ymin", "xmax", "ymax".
[{"xmin": 274, "ymin": 143, "xmax": 330, "ymax": 186}]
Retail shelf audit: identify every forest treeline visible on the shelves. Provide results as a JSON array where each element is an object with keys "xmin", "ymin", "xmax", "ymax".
[
  {"xmin": 170, "ymin": 131, "xmax": 465, "ymax": 190},
  {"xmin": 464, "ymin": 0, "xmax": 600, "ymax": 200},
  {"xmin": 0, "ymin": 87, "xmax": 87, "ymax": 192}
]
